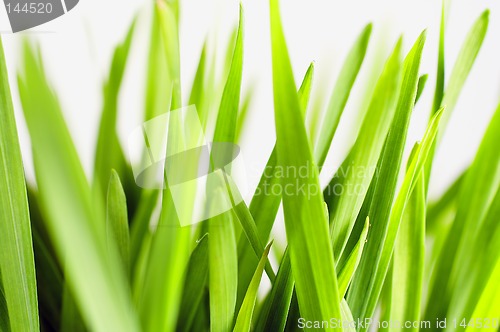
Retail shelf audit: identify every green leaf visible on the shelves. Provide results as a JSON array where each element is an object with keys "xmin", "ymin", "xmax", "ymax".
[
  {"xmin": 330, "ymin": 37, "xmax": 403, "ymax": 260},
  {"xmin": 106, "ymin": 170, "xmax": 130, "ymax": 275},
  {"xmin": 209, "ymin": 194, "xmax": 238, "ymax": 332},
  {"xmin": 346, "ymin": 32, "xmax": 426, "ymax": 323},
  {"xmin": 0, "ymin": 38, "xmax": 39, "ymax": 332},
  {"xmin": 337, "ymin": 217, "xmax": 369, "ymax": 298},
  {"xmin": 358, "ymin": 108, "xmax": 443, "ymax": 330},
  {"xmin": 93, "ymin": 18, "xmax": 136, "ymax": 203},
  {"xmin": 177, "ymin": 234, "xmax": 209, "ymax": 332},
  {"xmin": 425, "ymin": 104, "xmax": 500, "ymax": 324},
  {"xmin": 0, "ymin": 270, "xmax": 11, "ymax": 332},
  {"xmin": 390, "ymin": 172, "xmax": 426, "ymax": 332},
  {"xmin": 189, "ymin": 42, "xmax": 209, "ymax": 127},
  {"xmin": 18, "ymin": 42, "xmax": 139, "ymax": 332},
  {"xmin": 233, "ymin": 242, "xmax": 272, "ymax": 332},
  {"xmin": 415, "ymin": 74, "xmax": 428, "ymax": 104},
  {"xmin": 270, "ymin": 0, "xmax": 341, "ymax": 327},
  {"xmin": 235, "ymin": 85, "xmax": 255, "ymax": 143},
  {"xmin": 340, "ymin": 299, "xmax": 357, "ymax": 332},
  {"xmin": 255, "ymin": 248, "xmax": 293, "ymax": 332},
  {"xmin": 314, "ymin": 23, "xmax": 372, "ymax": 168}
]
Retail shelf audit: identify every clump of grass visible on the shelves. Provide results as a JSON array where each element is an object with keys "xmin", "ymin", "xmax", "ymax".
[{"xmin": 0, "ymin": 0, "xmax": 499, "ymax": 331}]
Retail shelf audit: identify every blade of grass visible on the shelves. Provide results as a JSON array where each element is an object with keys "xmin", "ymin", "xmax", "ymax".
[
  {"xmin": 233, "ymin": 242, "xmax": 272, "ymax": 332},
  {"xmin": 425, "ymin": 103, "xmax": 500, "ymax": 325},
  {"xmin": 94, "ymin": 18, "xmax": 136, "ymax": 205},
  {"xmin": 346, "ymin": 32, "xmax": 426, "ymax": 324},
  {"xmin": 0, "ymin": 38, "xmax": 39, "ymax": 332},
  {"xmin": 270, "ymin": 0, "xmax": 341, "ymax": 327},
  {"xmin": 236, "ymin": 62, "xmax": 314, "ymax": 311},
  {"xmin": 106, "ymin": 170, "xmax": 130, "ymax": 275},
  {"xmin": 358, "ymin": 109, "xmax": 443, "ymax": 331},
  {"xmin": 389, "ymin": 171, "xmax": 426, "ymax": 332},
  {"xmin": 415, "ymin": 74, "xmax": 428, "ymax": 104},
  {"xmin": 18, "ymin": 42, "xmax": 139, "ymax": 332},
  {"xmin": 314, "ymin": 23, "xmax": 372, "ymax": 168},
  {"xmin": 329, "ymin": 37, "xmax": 403, "ymax": 260},
  {"xmin": 0, "ymin": 270, "xmax": 10, "ymax": 332},
  {"xmin": 177, "ymin": 234, "xmax": 209, "ymax": 332}
]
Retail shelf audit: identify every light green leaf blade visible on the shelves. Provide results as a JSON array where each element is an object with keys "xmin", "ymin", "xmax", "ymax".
[
  {"xmin": 329, "ymin": 37, "xmax": 403, "ymax": 260},
  {"xmin": 337, "ymin": 217, "xmax": 369, "ymax": 298},
  {"xmin": 425, "ymin": 104, "xmax": 500, "ymax": 324},
  {"xmin": 346, "ymin": 32, "xmax": 426, "ymax": 323},
  {"xmin": 314, "ymin": 23, "xmax": 372, "ymax": 168},
  {"xmin": 390, "ymin": 172, "xmax": 426, "ymax": 332},
  {"xmin": 0, "ymin": 38, "xmax": 39, "ymax": 332},
  {"xmin": 233, "ymin": 242, "xmax": 272, "ymax": 332},
  {"xmin": 106, "ymin": 170, "xmax": 130, "ymax": 275},
  {"xmin": 415, "ymin": 73, "xmax": 428, "ymax": 104},
  {"xmin": 177, "ymin": 234, "xmax": 209, "ymax": 332},
  {"xmin": 18, "ymin": 42, "xmax": 139, "ymax": 332},
  {"xmin": 270, "ymin": 0, "xmax": 341, "ymax": 327}
]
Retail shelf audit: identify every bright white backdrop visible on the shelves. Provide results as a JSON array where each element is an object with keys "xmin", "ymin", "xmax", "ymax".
[{"xmin": 1, "ymin": 0, "xmax": 499, "ymax": 200}]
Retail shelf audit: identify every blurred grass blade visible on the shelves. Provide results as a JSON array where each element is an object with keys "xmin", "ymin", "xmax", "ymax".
[
  {"xmin": 235, "ymin": 85, "xmax": 255, "ymax": 142},
  {"xmin": 314, "ymin": 23, "xmax": 372, "ymax": 168},
  {"xmin": 233, "ymin": 242, "xmax": 272, "ymax": 332},
  {"xmin": 0, "ymin": 38, "xmax": 39, "ymax": 332},
  {"xmin": 330, "ymin": 37, "xmax": 403, "ymax": 260},
  {"xmin": 94, "ymin": 19, "xmax": 136, "ymax": 203},
  {"xmin": 177, "ymin": 234, "xmax": 209, "ymax": 332},
  {"xmin": 18, "ymin": 42, "xmax": 139, "ymax": 332},
  {"xmin": 106, "ymin": 170, "xmax": 130, "ymax": 275},
  {"xmin": 270, "ymin": 0, "xmax": 341, "ymax": 326},
  {"xmin": 390, "ymin": 172, "xmax": 426, "ymax": 332},
  {"xmin": 340, "ymin": 299, "xmax": 356, "ymax": 332},
  {"xmin": 425, "ymin": 104, "xmax": 500, "ymax": 324},
  {"xmin": 346, "ymin": 32, "xmax": 426, "ymax": 323},
  {"xmin": 337, "ymin": 217, "xmax": 369, "ymax": 298},
  {"xmin": 189, "ymin": 42, "xmax": 209, "ymax": 127}
]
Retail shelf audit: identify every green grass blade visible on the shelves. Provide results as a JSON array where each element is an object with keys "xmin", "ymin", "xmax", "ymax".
[
  {"xmin": 314, "ymin": 23, "xmax": 372, "ymax": 168},
  {"xmin": 233, "ymin": 242, "xmax": 272, "ymax": 332},
  {"xmin": 438, "ymin": 10, "xmax": 489, "ymax": 132},
  {"xmin": 337, "ymin": 217, "xmax": 369, "ymax": 298},
  {"xmin": 425, "ymin": 104, "xmax": 500, "ymax": 324},
  {"xmin": 0, "ymin": 273, "xmax": 9, "ymax": 331},
  {"xmin": 340, "ymin": 299, "xmax": 356, "ymax": 332},
  {"xmin": 18, "ymin": 42, "xmax": 139, "ymax": 332},
  {"xmin": 213, "ymin": 4, "xmax": 244, "ymax": 144},
  {"xmin": 106, "ymin": 170, "xmax": 130, "ymax": 275},
  {"xmin": 358, "ymin": 108, "xmax": 443, "ymax": 330},
  {"xmin": 209, "ymin": 199, "xmax": 238, "ymax": 332},
  {"xmin": 236, "ymin": 63, "xmax": 314, "ymax": 308},
  {"xmin": 346, "ymin": 32, "xmax": 426, "ymax": 323},
  {"xmin": 255, "ymin": 248, "xmax": 293, "ymax": 332},
  {"xmin": 390, "ymin": 172, "xmax": 426, "ymax": 332},
  {"xmin": 0, "ymin": 38, "xmax": 39, "ymax": 332},
  {"xmin": 235, "ymin": 85, "xmax": 254, "ymax": 143},
  {"xmin": 94, "ymin": 19, "xmax": 136, "ymax": 203},
  {"xmin": 177, "ymin": 234, "xmax": 209, "ymax": 332},
  {"xmin": 330, "ymin": 37, "xmax": 403, "ymax": 260},
  {"xmin": 415, "ymin": 74, "xmax": 428, "ymax": 105},
  {"xmin": 431, "ymin": 0, "xmax": 447, "ymax": 115},
  {"xmin": 189, "ymin": 42, "xmax": 209, "ymax": 126},
  {"xmin": 270, "ymin": 0, "xmax": 341, "ymax": 327}
]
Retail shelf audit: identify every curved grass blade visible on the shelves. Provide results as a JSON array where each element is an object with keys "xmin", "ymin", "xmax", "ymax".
[
  {"xmin": 233, "ymin": 242, "xmax": 272, "ymax": 332},
  {"xmin": 177, "ymin": 234, "xmax": 209, "ymax": 332},
  {"xmin": 390, "ymin": 172, "xmax": 426, "ymax": 332},
  {"xmin": 356, "ymin": 108, "xmax": 443, "ymax": 331},
  {"xmin": 346, "ymin": 32, "xmax": 426, "ymax": 323},
  {"xmin": 255, "ymin": 248, "xmax": 293, "ymax": 332},
  {"xmin": 94, "ymin": 18, "xmax": 136, "ymax": 204},
  {"xmin": 337, "ymin": 217, "xmax": 369, "ymax": 298},
  {"xmin": 425, "ymin": 104, "xmax": 500, "ymax": 325},
  {"xmin": 330, "ymin": 36, "xmax": 403, "ymax": 260},
  {"xmin": 415, "ymin": 74, "xmax": 428, "ymax": 105},
  {"xmin": 18, "ymin": 42, "xmax": 139, "ymax": 332},
  {"xmin": 0, "ymin": 38, "xmax": 39, "ymax": 332},
  {"xmin": 314, "ymin": 23, "xmax": 372, "ymax": 168},
  {"xmin": 106, "ymin": 170, "xmax": 130, "ymax": 275},
  {"xmin": 270, "ymin": 0, "xmax": 341, "ymax": 326}
]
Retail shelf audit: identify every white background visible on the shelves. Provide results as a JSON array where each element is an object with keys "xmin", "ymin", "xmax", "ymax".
[{"xmin": 1, "ymin": 0, "xmax": 499, "ymax": 201}]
